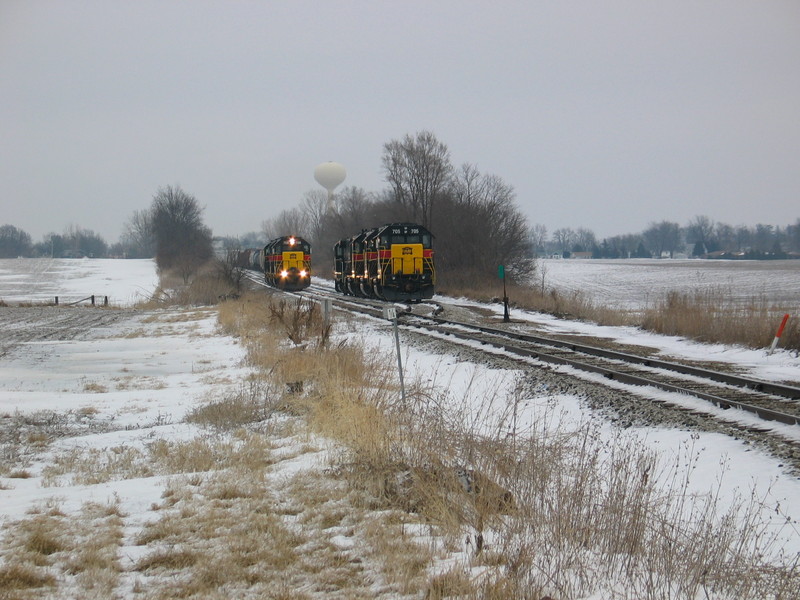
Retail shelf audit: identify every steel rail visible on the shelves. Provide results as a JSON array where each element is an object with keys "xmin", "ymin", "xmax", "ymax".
[
  {"xmin": 409, "ymin": 315, "xmax": 800, "ymax": 401},
  {"xmin": 284, "ymin": 282, "xmax": 800, "ymax": 428},
  {"xmin": 397, "ymin": 317, "xmax": 800, "ymax": 427}
]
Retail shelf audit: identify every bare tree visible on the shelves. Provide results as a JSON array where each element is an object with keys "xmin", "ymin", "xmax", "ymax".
[
  {"xmin": 753, "ymin": 223, "xmax": 776, "ymax": 252},
  {"xmin": 299, "ymin": 190, "xmax": 329, "ymax": 244},
  {"xmin": 714, "ymin": 222, "xmax": 737, "ymax": 252},
  {"xmin": 150, "ymin": 185, "xmax": 213, "ymax": 274},
  {"xmin": 262, "ymin": 208, "xmax": 307, "ymax": 241},
  {"xmin": 551, "ymin": 228, "xmax": 576, "ymax": 254},
  {"xmin": 643, "ymin": 221, "xmax": 682, "ymax": 258},
  {"xmin": 788, "ymin": 219, "xmax": 800, "ymax": 253},
  {"xmin": 0, "ymin": 224, "xmax": 32, "ymax": 258},
  {"xmin": 435, "ymin": 163, "xmax": 532, "ymax": 282},
  {"xmin": 333, "ymin": 186, "xmax": 376, "ymax": 232},
  {"xmin": 574, "ymin": 228, "xmax": 597, "ymax": 252},
  {"xmin": 685, "ymin": 215, "xmax": 716, "ymax": 254},
  {"xmin": 382, "ymin": 130, "xmax": 452, "ymax": 228},
  {"xmin": 529, "ymin": 223, "xmax": 548, "ymax": 256},
  {"xmin": 121, "ymin": 209, "xmax": 155, "ymax": 258}
]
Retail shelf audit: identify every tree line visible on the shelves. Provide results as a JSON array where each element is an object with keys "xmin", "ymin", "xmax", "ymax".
[
  {"xmin": 1, "ymin": 186, "xmax": 213, "ymax": 282},
  {"xmin": 0, "ymin": 224, "xmax": 110, "ymax": 259},
  {"xmin": 3, "ymin": 131, "xmax": 798, "ymax": 283},
  {"xmin": 541, "ymin": 215, "xmax": 800, "ymax": 260}
]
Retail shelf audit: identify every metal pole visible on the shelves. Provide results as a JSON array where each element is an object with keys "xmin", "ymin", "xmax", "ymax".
[
  {"xmin": 503, "ymin": 276, "xmax": 510, "ymax": 322},
  {"xmin": 393, "ymin": 315, "xmax": 406, "ymax": 403},
  {"xmin": 384, "ymin": 306, "xmax": 406, "ymax": 402}
]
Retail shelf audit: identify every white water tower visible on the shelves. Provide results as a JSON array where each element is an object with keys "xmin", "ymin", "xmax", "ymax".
[{"xmin": 314, "ymin": 161, "xmax": 346, "ymax": 211}]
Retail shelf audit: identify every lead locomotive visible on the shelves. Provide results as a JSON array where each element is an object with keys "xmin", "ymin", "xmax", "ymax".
[
  {"xmin": 231, "ymin": 235, "xmax": 311, "ymax": 291},
  {"xmin": 333, "ymin": 223, "xmax": 435, "ymax": 302}
]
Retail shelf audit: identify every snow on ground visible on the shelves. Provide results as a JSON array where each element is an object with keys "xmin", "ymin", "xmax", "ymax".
[
  {"xmin": 0, "ymin": 305, "xmax": 253, "ymax": 523},
  {"xmin": 1, "ymin": 258, "xmax": 800, "ymax": 585},
  {"xmin": 446, "ymin": 293, "xmax": 800, "ymax": 385},
  {"xmin": 393, "ymin": 309, "xmax": 800, "ymax": 556},
  {"xmin": 538, "ymin": 257, "xmax": 800, "ymax": 312},
  {"xmin": 0, "ymin": 258, "xmax": 158, "ymax": 306}
]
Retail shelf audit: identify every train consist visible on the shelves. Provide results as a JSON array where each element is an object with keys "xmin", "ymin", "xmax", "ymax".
[
  {"xmin": 333, "ymin": 223, "xmax": 435, "ymax": 302},
  {"xmin": 231, "ymin": 235, "xmax": 311, "ymax": 291}
]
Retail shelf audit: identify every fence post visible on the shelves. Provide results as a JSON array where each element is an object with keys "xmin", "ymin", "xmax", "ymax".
[
  {"xmin": 55, "ymin": 296, "xmax": 58, "ymax": 305},
  {"xmin": 104, "ymin": 296, "xmax": 108, "ymax": 306},
  {"xmin": 91, "ymin": 295, "xmax": 95, "ymax": 306}
]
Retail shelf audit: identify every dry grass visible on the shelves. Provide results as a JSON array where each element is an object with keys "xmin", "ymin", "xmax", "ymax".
[
  {"xmin": 445, "ymin": 274, "xmax": 800, "ymax": 351},
  {"xmin": 445, "ymin": 277, "xmax": 635, "ymax": 326},
  {"xmin": 39, "ymin": 430, "xmax": 280, "ymax": 487},
  {"xmin": 185, "ymin": 378, "xmax": 282, "ymax": 430},
  {"xmin": 0, "ymin": 500, "xmax": 123, "ymax": 599},
  {"xmin": 641, "ymin": 288, "xmax": 800, "ymax": 350},
  {"xmin": 8, "ymin": 470, "xmax": 32, "ymax": 479},
  {"xmin": 139, "ymin": 260, "xmax": 239, "ymax": 308},
  {"xmin": 211, "ymin": 293, "xmax": 800, "ymax": 599},
  {"xmin": 81, "ymin": 382, "xmax": 108, "ymax": 393},
  {"xmin": 130, "ymin": 466, "xmax": 376, "ymax": 599},
  {"xmin": 5, "ymin": 287, "xmax": 797, "ymax": 598},
  {"xmin": 0, "ymin": 562, "xmax": 56, "ymax": 591}
]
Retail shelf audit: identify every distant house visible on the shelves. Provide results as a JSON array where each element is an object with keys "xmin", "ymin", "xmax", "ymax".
[{"xmin": 570, "ymin": 251, "xmax": 593, "ymax": 259}]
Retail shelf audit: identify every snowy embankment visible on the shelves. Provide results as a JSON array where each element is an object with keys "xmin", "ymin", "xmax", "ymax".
[{"xmin": 1, "ymin": 259, "xmax": 799, "ymax": 597}]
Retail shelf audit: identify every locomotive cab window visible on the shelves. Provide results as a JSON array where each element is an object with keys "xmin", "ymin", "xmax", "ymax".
[{"xmin": 389, "ymin": 234, "xmax": 428, "ymax": 246}]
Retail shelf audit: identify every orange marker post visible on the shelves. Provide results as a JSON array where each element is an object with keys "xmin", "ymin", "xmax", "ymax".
[{"xmin": 768, "ymin": 314, "xmax": 790, "ymax": 355}]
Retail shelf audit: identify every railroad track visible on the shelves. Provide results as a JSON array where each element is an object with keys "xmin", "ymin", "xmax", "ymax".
[
  {"xmin": 403, "ymin": 314, "xmax": 800, "ymax": 427},
  {"xmin": 296, "ymin": 282, "xmax": 800, "ymax": 433}
]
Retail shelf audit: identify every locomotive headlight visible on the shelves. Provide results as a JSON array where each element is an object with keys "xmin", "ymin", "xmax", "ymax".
[
  {"xmin": 289, "ymin": 237, "xmax": 296, "ymax": 246},
  {"xmin": 299, "ymin": 270, "xmax": 307, "ymax": 277},
  {"xmin": 280, "ymin": 270, "xmax": 288, "ymax": 278}
]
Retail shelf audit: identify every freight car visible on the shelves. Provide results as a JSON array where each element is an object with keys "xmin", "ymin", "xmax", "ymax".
[
  {"xmin": 333, "ymin": 223, "xmax": 434, "ymax": 301},
  {"xmin": 229, "ymin": 235, "xmax": 312, "ymax": 291}
]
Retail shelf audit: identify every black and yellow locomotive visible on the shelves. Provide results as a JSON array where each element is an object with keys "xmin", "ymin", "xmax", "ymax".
[
  {"xmin": 334, "ymin": 223, "xmax": 435, "ymax": 302},
  {"xmin": 231, "ymin": 235, "xmax": 311, "ymax": 291},
  {"xmin": 262, "ymin": 235, "xmax": 311, "ymax": 291}
]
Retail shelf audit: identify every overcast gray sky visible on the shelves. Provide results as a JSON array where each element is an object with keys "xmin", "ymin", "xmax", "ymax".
[{"xmin": 2, "ymin": 0, "xmax": 799, "ymax": 243}]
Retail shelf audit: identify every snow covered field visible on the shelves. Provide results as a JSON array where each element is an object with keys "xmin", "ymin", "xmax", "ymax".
[
  {"xmin": 539, "ymin": 258, "xmax": 800, "ymax": 311},
  {"xmin": 1, "ymin": 259, "xmax": 799, "ymax": 597},
  {"xmin": 0, "ymin": 258, "xmax": 158, "ymax": 306}
]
